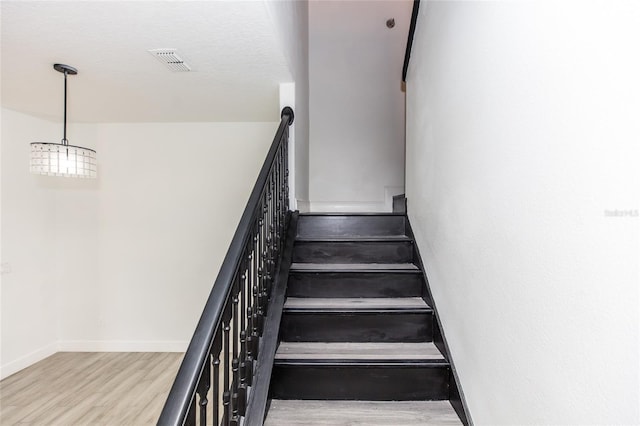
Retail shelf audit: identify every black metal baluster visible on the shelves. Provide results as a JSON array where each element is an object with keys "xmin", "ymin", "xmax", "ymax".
[
  {"xmin": 273, "ymin": 168, "xmax": 278, "ymax": 267},
  {"xmin": 246, "ymin": 255, "xmax": 253, "ymax": 352},
  {"xmin": 238, "ymin": 253, "xmax": 248, "ymax": 408},
  {"xmin": 251, "ymin": 211, "xmax": 263, "ymax": 340},
  {"xmin": 245, "ymin": 305, "xmax": 254, "ymax": 386},
  {"xmin": 263, "ymin": 175, "xmax": 272, "ymax": 305},
  {"xmin": 252, "ymin": 268, "xmax": 260, "ymax": 359},
  {"xmin": 268, "ymin": 173, "xmax": 276, "ymax": 295},
  {"xmin": 249, "ymin": 237, "xmax": 258, "ymax": 362},
  {"xmin": 245, "ymin": 220, "xmax": 257, "ymax": 386},
  {"xmin": 272, "ymin": 168, "xmax": 280, "ymax": 258},
  {"xmin": 210, "ymin": 331, "xmax": 222, "ymax": 426},
  {"xmin": 254, "ymin": 202, "xmax": 264, "ymax": 347},
  {"xmin": 256, "ymin": 209, "xmax": 265, "ymax": 320},
  {"xmin": 279, "ymin": 144, "xmax": 285, "ymax": 243},
  {"xmin": 231, "ymin": 359, "xmax": 239, "ymax": 426},
  {"xmin": 282, "ymin": 138, "xmax": 289, "ymax": 225},
  {"xmin": 272, "ymin": 158, "xmax": 279, "ymax": 258},
  {"xmin": 222, "ymin": 306, "xmax": 231, "ymax": 426},
  {"xmin": 197, "ymin": 356, "xmax": 211, "ymax": 426},
  {"xmin": 245, "ymin": 238, "xmax": 256, "ymax": 386},
  {"xmin": 277, "ymin": 144, "xmax": 284, "ymax": 249},
  {"xmin": 284, "ymin": 130, "xmax": 290, "ymax": 211},
  {"xmin": 231, "ymin": 274, "xmax": 240, "ymax": 425}
]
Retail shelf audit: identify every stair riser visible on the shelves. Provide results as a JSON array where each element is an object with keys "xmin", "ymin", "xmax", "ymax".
[
  {"xmin": 287, "ymin": 272, "xmax": 423, "ymax": 298},
  {"xmin": 297, "ymin": 215, "xmax": 406, "ymax": 238},
  {"xmin": 280, "ymin": 312, "xmax": 433, "ymax": 342},
  {"xmin": 293, "ymin": 241, "xmax": 413, "ymax": 264},
  {"xmin": 270, "ymin": 364, "xmax": 450, "ymax": 400}
]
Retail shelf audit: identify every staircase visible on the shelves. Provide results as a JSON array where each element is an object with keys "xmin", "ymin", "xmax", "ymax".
[{"xmin": 263, "ymin": 213, "xmax": 465, "ymax": 425}]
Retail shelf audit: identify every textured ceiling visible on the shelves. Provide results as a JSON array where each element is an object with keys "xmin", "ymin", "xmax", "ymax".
[{"xmin": 0, "ymin": 1, "xmax": 292, "ymax": 123}]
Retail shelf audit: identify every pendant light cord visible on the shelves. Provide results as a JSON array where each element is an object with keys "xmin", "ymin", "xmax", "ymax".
[{"xmin": 62, "ymin": 70, "xmax": 68, "ymax": 145}]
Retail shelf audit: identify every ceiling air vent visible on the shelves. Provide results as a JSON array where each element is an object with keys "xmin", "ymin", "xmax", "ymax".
[{"xmin": 148, "ymin": 49, "xmax": 191, "ymax": 72}]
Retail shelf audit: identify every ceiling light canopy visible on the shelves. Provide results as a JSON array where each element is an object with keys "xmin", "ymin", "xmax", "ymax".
[{"xmin": 30, "ymin": 64, "xmax": 97, "ymax": 178}]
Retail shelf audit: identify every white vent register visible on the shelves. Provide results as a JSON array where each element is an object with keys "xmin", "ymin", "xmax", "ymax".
[{"xmin": 148, "ymin": 49, "xmax": 191, "ymax": 72}]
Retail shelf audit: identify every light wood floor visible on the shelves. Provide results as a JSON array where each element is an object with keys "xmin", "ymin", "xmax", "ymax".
[{"xmin": 0, "ymin": 352, "xmax": 183, "ymax": 425}]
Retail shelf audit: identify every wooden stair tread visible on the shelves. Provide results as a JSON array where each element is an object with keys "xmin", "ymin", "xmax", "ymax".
[
  {"xmin": 295, "ymin": 236, "xmax": 411, "ymax": 242},
  {"xmin": 275, "ymin": 342, "xmax": 445, "ymax": 361},
  {"xmin": 299, "ymin": 213, "xmax": 406, "ymax": 216},
  {"xmin": 264, "ymin": 400, "xmax": 462, "ymax": 426},
  {"xmin": 284, "ymin": 297, "xmax": 429, "ymax": 310},
  {"xmin": 290, "ymin": 263, "xmax": 419, "ymax": 271}
]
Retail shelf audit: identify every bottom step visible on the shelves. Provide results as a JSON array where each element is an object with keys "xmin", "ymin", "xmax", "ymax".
[{"xmin": 264, "ymin": 400, "xmax": 462, "ymax": 426}]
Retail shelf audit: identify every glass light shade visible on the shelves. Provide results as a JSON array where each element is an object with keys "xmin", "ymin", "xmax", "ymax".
[{"xmin": 30, "ymin": 142, "xmax": 97, "ymax": 178}]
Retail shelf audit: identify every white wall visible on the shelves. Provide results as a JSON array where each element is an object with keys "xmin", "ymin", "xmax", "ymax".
[
  {"xmin": 265, "ymin": 0, "xmax": 310, "ymax": 210},
  {"xmin": 58, "ymin": 121, "xmax": 276, "ymax": 349},
  {"xmin": 308, "ymin": 0, "xmax": 411, "ymax": 212},
  {"xmin": 1, "ymin": 109, "xmax": 60, "ymax": 378},
  {"xmin": 1, "ymin": 108, "xmax": 278, "ymax": 377},
  {"xmin": 406, "ymin": 2, "xmax": 639, "ymax": 424}
]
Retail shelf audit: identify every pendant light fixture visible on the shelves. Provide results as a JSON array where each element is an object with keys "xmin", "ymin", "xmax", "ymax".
[{"xmin": 30, "ymin": 64, "xmax": 97, "ymax": 178}]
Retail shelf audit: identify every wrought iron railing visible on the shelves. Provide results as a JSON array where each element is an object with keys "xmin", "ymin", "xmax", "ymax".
[{"xmin": 158, "ymin": 107, "xmax": 294, "ymax": 426}]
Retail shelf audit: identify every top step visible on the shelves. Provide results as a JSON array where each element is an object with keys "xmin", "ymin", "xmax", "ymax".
[{"xmin": 297, "ymin": 214, "xmax": 407, "ymax": 238}]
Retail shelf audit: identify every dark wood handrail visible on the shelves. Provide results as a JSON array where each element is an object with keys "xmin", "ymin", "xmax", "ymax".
[
  {"xmin": 158, "ymin": 107, "xmax": 294, "ymax": 426},
  {"xmin": 402, "ymin": 0, "xmax": 420, "ymax": 82}
]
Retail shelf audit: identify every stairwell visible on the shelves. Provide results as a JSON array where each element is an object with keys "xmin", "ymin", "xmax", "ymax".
[{"xmin": 263, "ymin": 213, "xmax": 465, "ymax": 425}]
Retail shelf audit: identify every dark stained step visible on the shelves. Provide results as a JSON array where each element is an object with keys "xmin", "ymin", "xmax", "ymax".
[
  {"xmin": 280, "ymin": 298, "xmax": 433, "ymax": 343},
  {"xmin": 288, "ymin": 263, "xmax": 423, "ymax": 298},
  {"xmin": 292, "ymin": 238, "xmax": 414, "ymax": 264},
  {"xmin": 270, "ymin": 360, "xmax": 450, "ymax": 401},
  {"xmin": 297, "ymin": 213, "xmax": 407, "ymax": 238}
]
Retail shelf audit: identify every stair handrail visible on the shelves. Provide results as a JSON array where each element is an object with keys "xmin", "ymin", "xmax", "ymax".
[
  {"xmin": 158, "ymin": 107, "xmax": 294, "ymax": 426},
  {"xmin": 402, "ymin": 0, "xmax": 421, "ymax": 83}
]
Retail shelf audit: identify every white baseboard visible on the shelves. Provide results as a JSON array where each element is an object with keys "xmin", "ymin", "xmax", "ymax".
[
  {"xmin": 308, "ymin": 201, "xmax": 389, "ymax": 213},
  {"xmin": 58, "ymin": 340, "xmax": 188, "ymax": 352},
  {"xmin": 0, "ymin": 341, "xmax": 58, "ymax": 380},
  {"xmin": 306, "ymin": 186, "xmax": 405, "ymax": 214},
  {"xmin": 1, "ymin": 340, "xmax": 189, "ymax": 379},
  {"xmin": 296, "ymin": 199, "xmax": 311, "ymax": 213}
]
